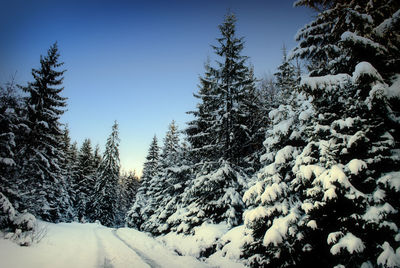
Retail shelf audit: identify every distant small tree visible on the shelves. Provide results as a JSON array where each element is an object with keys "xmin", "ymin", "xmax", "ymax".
[
  {"xmin": 75, "ymin": 138, "xmax": 96, "ymax": 221},
  {"xmin": 141, "ymin": 121, "xmax": 190, "ymax": 235},
  {"xmin": 259, "ymin": 73, "xmax": 279, "ymax": 109},
  {"xmin": 93, "ymin": 144, "xmax": 102, "ymax": 169},
  {"xmin": 274, "ymin": 45, "xmax": 298, "ymax": 102},
  {"xmin": 59, "ymin": 125, "xmax": 78, "ymax": 220},
  {"xmin": 91, "ymin": 121, "xmax": 120, "ymax": 227},
  {"xmin": 124, "ymin": 171, "xmax": 140, "ymax": 205},
  {"xmin": 126, "ymin": 135, "xmax": 160, "ymax": 229},
  {"xmin": 117, "ymin": 171, "xmax": 140, "ymax": 226}
]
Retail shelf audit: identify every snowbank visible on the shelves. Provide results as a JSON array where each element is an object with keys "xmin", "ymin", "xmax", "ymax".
[{"xmin": 1, "ymin": 222, "xmax": 211, "ymax": 268}]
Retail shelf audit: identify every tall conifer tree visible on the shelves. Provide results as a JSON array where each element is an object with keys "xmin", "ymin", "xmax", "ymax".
[
  {"xmin": 176, "ymin": 13, "xmax": 259, "ymax": 232},
  {"xmin": 17, "ymin": 43, "xmax": 71, "ymax": 222},
  {"xmin": 91, "ymin": 121, "xmax": 120, "ymax": 226},
  {"xmin": 186, "ymin": 13, "xmax": 262, "ymax": 167}
]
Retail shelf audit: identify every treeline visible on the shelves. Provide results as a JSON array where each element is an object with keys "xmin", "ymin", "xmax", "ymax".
[
  {"xmin": 127, "ymin": 1, "xmax": 400, "ymax": 267},
  {"xmin": 0, "ymin": 44, "xmax": 138, "ymax": 227}
]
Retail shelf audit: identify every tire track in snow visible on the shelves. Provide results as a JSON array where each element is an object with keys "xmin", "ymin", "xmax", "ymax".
[
  {"xmin": 111, "ymin": 229, "xmax": 162, "ymax": 268},
  {"xmin": 93, "ymin": 226, "xmax": 112, "ymax": 268}
]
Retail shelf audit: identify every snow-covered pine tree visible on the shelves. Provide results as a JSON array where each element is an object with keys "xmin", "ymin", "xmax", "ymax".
[
  {"xmin": 16, "ymin": 43, "xmax": 72, "ymax": 222},
  {"xmin": 175, "ymin": 13, "xmax": 263, "ymax": 232},
  {"xmin": 240, "ymin": 66, "xmax": 267, "ymax": 173},
  {"xmin": 292, "ymin": 0, "xmax": 400, "ymax": 79},
  {"xmin": 142, "ymin": 135, "xmax": 160, "ymax": 179},
  {"xmin": 91, "ymin": 121, "xmax": 120, "ymax": 227},
  {"xmin": 141, "ymin": 122, "xmax": 178, "ymax": 233},
  {"xmin": 186, "ymin": 61, "xmax": 219, "ymax": 163},
  {"xmin": 120, "ymin": 171, "xmax": 139, "ymax": 214},
  {"xmin": 160, "ymin": 120, "xmax": 180, "ymax": 165},
  {"xmin": 177, "ymin": 160, "xmax": 248, "ymax": 233},
  {"xmin": 294, "ymin": 2, "xmax": 399, "ymax": 265},
  {"xmin": 0, "ymin": 80, "xmax": 23, "ymax": 206},
  {"xmin": 241, "ymin": 47, "xmax": 312, "ymax": 267},
  {"xmin": 214, "ymin": 13, "xmax": 261, "ymax": 166},
  {"xmin": 68, "ymin": 141, "xmax": 80, "ymax": 220},
  {"xmin": 275, "ymin": 45, "xmax": 298, "ymax": 102},
  {"xmin": 125, "ymin": 171, "xmax": 140, "ymax": 205},
  {"xmin": 59, "ymin": 125, "xmax": 77, "ymax": 220},
  {"xmin": 259, "ymin": 74, "xmax": 279, "ymax": 112},
  {"xmin": 93, "ymin": 144, "xmax": 102, "ymax": 170},
  {"xmin": 126, "ymin": 135, "xmax": 160, "ymax": 229},
  {"xmin": 87, "ymin": 143, "xmax": 102, "ymax": 221},
  {"xmin": 115, "ymin": 171, "xmax": 139, "ymax": 226},
  {"xmin": 186, "ymin": 13, "xmax": 263, "ymax": 168},
  {"xmin": 242, "ymin": 1, "xmax": 400, "ymax": 267},
  {"xmin": 160, "ymin": 140, "xmax": 194, "ymax": 233},
  {"xmin": 75, "ymin": 138, "xmax": 96, "ymax": 221},
  {"xmin": 288, "ymin": 63, "xmax": 399, "ymax": 267},
  {"xmin": 141, "ymin": 121, "xmax": 193, "ymax": 235}
]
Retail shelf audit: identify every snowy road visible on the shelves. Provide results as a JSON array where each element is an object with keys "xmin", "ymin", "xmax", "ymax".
[{"xmin": 0, "ymin": 222, "xmax": 209, "ymax": 268}]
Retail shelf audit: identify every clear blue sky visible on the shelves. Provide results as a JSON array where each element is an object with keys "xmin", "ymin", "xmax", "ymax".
[{"xmin": 0, "ymin": 0, "xmax": 314, "ymax": 175}]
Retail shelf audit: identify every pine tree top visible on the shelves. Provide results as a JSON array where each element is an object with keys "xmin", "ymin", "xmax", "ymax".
[
  {"xmin": 29, "ymin": 42, "xmax": 66, "ymax": 95},
  {"xmin": 20, "ymin": 42, "xmax": 67, "ymax": 122},
  {"xmin": 98, "ymin": 120, "xmax": 120, "ymax": 177}
]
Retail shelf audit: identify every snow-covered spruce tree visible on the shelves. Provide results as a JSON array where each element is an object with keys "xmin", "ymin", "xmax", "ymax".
[
  {"xmin": 275, "ymin": 45, "xmax": 299, "ymax": 102},
  {"xmin": 141, "ymin": 121, "xmax": 181, "ymax": 234},
  {"xmin": 91, "ymin": 121, "xmax": 120, "ymax": 227},
  {"xmin": 74, "ymin": 138, "xmax": 96, "ymax": 221},
  {"xmin": 141, "ymin": 121, "xmax": 193, "ymax": 235},
  {"xmin": 241, "ymin": 66, "xmax": 268, "ymax": 173},
  {"xmin": 67, "ymin": 141, "xmax": 80, "ymax": 220},
  {"xmin": 173, "ymin": 13, "xmax": 264, "ymax": 233},
  {"xmin": 291, "ymin": 2, "xmax": 400, "ymax": 266},
  {"xmin": 214, "ymin": 14, "xmax": 259, "ymax": 166},
  {"xmin": 259, "ymin": 74, "xmax": 279, "ymax": 110},
  {"xmin": 292, "ymin": 0, "xmax": 400, "ymax": 79},
  {"xmin": 93, "ymin": 144, "xmax": 102, "ymax": 170},
  {"xmin": 126, "ymin": 135, "xmax": 160, "ymax": 229},
  {"xmin": 173, "ymin": 160, "xmax": 247, "ymax": 233},
  {"xmin": 160, "ymin": 120, "xmax": 180, "ymax": 165},
  {"xmin": 289, "ymin": 63, "xmax": 400, "ymax": 268},
  {"xmin": 0, "ymin": 83, "xmax": 40, "ymax": 238},
  {"xmin": 241, "ymin": 49, "xmax": 313, "ymax": 267},
  {"xmin": 85, "ymin": 143, "xmax": 101, "ymax": 222},
  {"xmin": 160, "ymin": 140, "xmax": 194, "ymax": 233},
  {"xmin": 0, "ymin": 81, "xmax": 22, "ymax": 202},
  {"xmin": 186, "ymin": 13, "xmax": 263, "ymax": 168},
  {"xmin": 185, "ymin": 61, "xmax": 219, "ymax": 163},
  {"xmin": 0, "ymin": 192, "xmax": 37, "ymax": 246},
  {"xmin": 142, "ymin": 135, "xmax": 160, "ymax": 179},
  {"xmin": 16, "ymin": 43, "xmax": 72, "ymax": 222},
  {"xmin": 241, "ymin": 1, "xmax": 400, "ymax": 267},
  {"xmin": 59, "ymin": 125, "xmax": 78, "ymax": 220},
  {"xmin": 118, "ymin": 171, "xmax": 139, "ymax": 221}
]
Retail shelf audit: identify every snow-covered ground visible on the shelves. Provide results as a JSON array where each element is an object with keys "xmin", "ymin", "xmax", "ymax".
[{"xmin": 0, "ymin": 222, "xmax": 210, "ymax": 268}]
